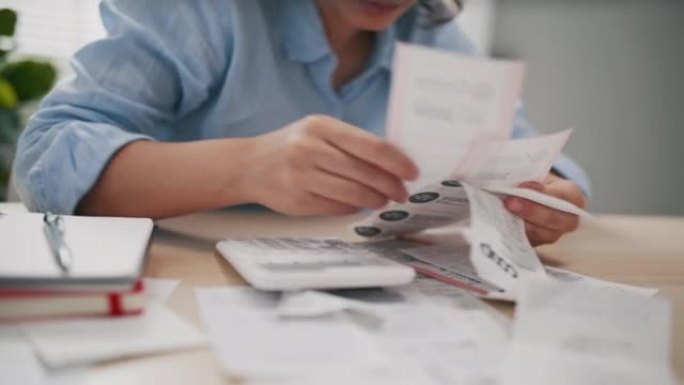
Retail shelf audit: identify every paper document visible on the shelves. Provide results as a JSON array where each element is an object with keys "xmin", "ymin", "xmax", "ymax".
[
  {"xmin": 500, "ymin": 279, "xmax": 677, "ymax": 385},
  {"xmin": 398, "ymin": 235, "xmax": 656, "ymax": 301},
  {"xmin": 196, "ymin": 283, "xmax": 510, "ymax": 383},
  {"xmin": 483, "ymin": 185, "xmax": 592, "ymax": 219},
  {"xmin": 24, "ymin": 304, "xmax": 206, "ymax": 369},
  {"xmin": 0, "ymin": 326, "xmax": 82, "ymax": 385},
  {"xmin": 354, "ymin": 183, "xmax": 548, "ymax": 298},
  {"xmin": 464, "ymin": 184, "xmax": 546, "ymax": 296},
  {"xmin": 454, "ymin": 129, "xmax": 572, "ymax": 186},
  {"xmin": 353, "ymin": 180, "xmax": 471, "ymax": 238},
  {"xmin": 143, "ymin": 277, "xmax": 180, "ymax": 304},
  {"xmin": 355, "ymin": 43, "xmax": 589, "ymax": 297},
  {"xmin": 387, "ymin": 43, "xmax": 525, "ymax": 188},
  {"xmin": 195, "ymin": 287, "xmax": 385, "ymax": 379}
]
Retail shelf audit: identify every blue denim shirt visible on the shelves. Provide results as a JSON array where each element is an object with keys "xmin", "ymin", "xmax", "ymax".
[{"xmin": 14, "ymin": 0, "xmax": 590, "ymax": 214}]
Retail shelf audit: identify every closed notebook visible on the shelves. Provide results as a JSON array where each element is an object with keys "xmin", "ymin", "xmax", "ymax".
[
  {"xmin": 0, "ymin": 280, "xmax": 145, "ymax": 320},
  {"xmin": 0, "ymin": 213, "xmax": 154, "ymax": 291}
]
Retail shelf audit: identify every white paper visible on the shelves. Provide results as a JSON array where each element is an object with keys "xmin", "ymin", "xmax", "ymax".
[
  {"xmin": 353, "ymin": 180, "xmax": 470, "ymax": 238},
  {"xmin": 401, "ymin": 239, "xmax": 506, "ymax": 297},
  {"xmin": 0, "ymin": 326, "xmax": 82, "ymax": 385},
  {"xmin": 24, "ymin": 304, "xmax": 207, "ymax": 369},
  {"xmin": 276, "ymin": 290, "xmax": 385, "ymax": 331},
  {"xmin": 243, "ymin": 364, "xmax": 438, "ymax": 385},
  {"xmin": 387, "ymin": 43, "xmax": 524, "ymax": 188},
  {"xmin": 483, "ymin": 185, "xmax": 591, "ymax": 218},
  {"xmin": 143, "ymin": 277, "xmax": 181, "ymax": 304},
  {"xmin": 464, "ymin": 185, "xmax": 545, "ymax": 296},
  {"xmin": 320, "ymin": 285, "xmax": 510, "ymax": 385},
  {"xmin": 500, "ymin": 278, "xmax": 676, "ymax": 385},
  {"xmin": 196, "ymin": 283, "xmax": 511, "ymax": 384},
  {"xmin": 411, "ymin": 274, "xmax": 511, "ymax": 332},
  {"xmin": 454, "ymin": 129, "xmax": 572, "ymax": 186},
  {"xmin": 195, "ymin": 287, "xmax": 385, "ymax": 379},
  {"xmin": 544, "ymin": 266, "xmax": 658, "ymax": 297},
  {"xmin": 1, "ymin": 214, "xmax": 152, "ymax": 280},
  {"xmin": 400, "ymin": 236, "xmax": 656, "ymax": 302}
]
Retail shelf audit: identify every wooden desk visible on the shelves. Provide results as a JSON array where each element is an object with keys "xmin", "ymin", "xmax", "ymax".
[{"xmin": 3, "ymin": 203, "xmax": 683, "ymax": 384}]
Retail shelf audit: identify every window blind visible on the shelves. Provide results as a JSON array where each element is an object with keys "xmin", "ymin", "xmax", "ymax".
[{"xmin": 0, "ymin": 0, "xmax": 105, "ymax": 60}]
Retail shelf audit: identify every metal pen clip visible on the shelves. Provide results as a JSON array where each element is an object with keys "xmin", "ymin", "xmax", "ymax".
[{"xmin": 43, "ymin": 212, "xmax": 72, "ymax": 273}]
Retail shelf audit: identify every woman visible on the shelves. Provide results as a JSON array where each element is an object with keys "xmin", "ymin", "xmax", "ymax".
[{"xmin": 14, "ymin": 0, "xmax": 589, "ymax": 245}]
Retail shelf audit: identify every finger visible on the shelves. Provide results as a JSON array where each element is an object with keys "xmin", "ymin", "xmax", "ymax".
[
  {"xmin": 314, "ymin": 144, "xmax": 408, "ymax": 202},
  {"xmin": 307, "ymin": 116, "xmax": 419, "ymax": 181},
  {"xmin": 305, "ymin": 169, "xmax": 389, "ymax": 209},
  {"xmin": 519, "ymin": 181, "xmax": 544, "ymax": 191},
  {"xmin": 525, "ymin": 222, "xmax": 563, "ymax": 247},
  {"xmin": 288, "ymin": 193, "xmax": 359, "ymax": 217},
  {"xmin": 505, "ymin": 197, "xmax": 579, "ymax": 232},
  {"xmin": 543, "ymin": 178, "xmax": 587, "ymax": 209}
]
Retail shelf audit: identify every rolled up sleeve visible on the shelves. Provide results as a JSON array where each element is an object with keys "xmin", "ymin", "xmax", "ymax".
[{"xmin": 13, "ymin": 0, "xmax": 229, "ymax": 214}]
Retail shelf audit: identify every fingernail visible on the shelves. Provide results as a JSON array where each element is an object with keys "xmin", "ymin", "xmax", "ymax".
[{"xmin": 507, "ymin": 198, "xmax": 523, "ymax": 213}]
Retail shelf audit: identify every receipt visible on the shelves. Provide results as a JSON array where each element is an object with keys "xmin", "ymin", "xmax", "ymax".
[
  {"xmin": 197, "ymin": 285, "xmax": 510, "ymax": 384},
  {"xmin": 454, "ymin": 129, "xmax": 572, "ymax": 186},
  {"xmin": 483, "ymin": 185, "xmax": 591, "ymax": 218},
  {"xmin": 328, "ymin": 284, "xmax": 510, "ymax": 385},
  {"xmin": 399, "ymin": 236, "xmax": 656, "ymax": 301},
  {"xmin": 464, "ymin": 185, "xmax": 546, "ymax": 296},
  {"xmin": 500, "ymin": 278, "xmax": 676, "ymax": 385},
  {"xmin": 353, "ymin": 180, "xmax": 470, "ymax": 238},
  {"xmin": 195, "ymin": 287, "xmax": 385, "ymax": 379},
  {"xmin": 400, "ymin": 237, "xmax": 506, "ymax": 297},
  {"xmin": 355, "ymin": 45, "xmax": 587, "ymax": 242},
  {"xmin": 387, "ymin": 43, "xmax": 524, "ymax": 188}
]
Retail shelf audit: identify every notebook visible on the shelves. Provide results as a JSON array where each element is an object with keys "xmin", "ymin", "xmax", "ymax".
[
  {"xmin": 0, "ymin": 213, "xmax": 154, "ymax": 291},
  {"xmin": 0, "ymin": 280, "xmax": 145, "ymax": 320}
]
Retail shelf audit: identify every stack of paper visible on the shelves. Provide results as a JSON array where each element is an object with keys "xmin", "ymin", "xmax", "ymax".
[{"xmin": 196, "ymin": 280, "xmax": 511, "ymax": 384}]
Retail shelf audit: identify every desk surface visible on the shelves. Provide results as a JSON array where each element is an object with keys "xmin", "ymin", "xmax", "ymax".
[{"xmin": 4, "ymin": 204, "xmax": 684, "ymax": 384}]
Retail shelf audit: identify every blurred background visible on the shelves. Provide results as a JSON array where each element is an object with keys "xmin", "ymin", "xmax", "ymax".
[{"xmin": 0, "ymin": 0, "xmax": 682, "ymax": 215}]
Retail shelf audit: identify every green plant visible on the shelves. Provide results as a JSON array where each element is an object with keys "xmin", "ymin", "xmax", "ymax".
[{"xmin": 0, "ymin": 8, "xmax": 57, "ymax": 199}]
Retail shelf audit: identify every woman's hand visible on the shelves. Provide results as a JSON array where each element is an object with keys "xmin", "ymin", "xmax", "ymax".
[
  {"xmin": 243, "ymin": 115, "xmax": 418, "ymax": 216},
  {"xmin": 504, "ymin": 173, "xmax": 587, "ymax": 246}
]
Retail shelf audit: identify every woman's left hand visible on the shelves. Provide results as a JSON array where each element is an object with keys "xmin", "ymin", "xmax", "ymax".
[{"xmin": 504, "ymin": 173, "xmax": 587, "ymax": 246}]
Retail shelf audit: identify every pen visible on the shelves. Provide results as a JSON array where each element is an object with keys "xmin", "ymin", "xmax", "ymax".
[{"xmin": 43, "ymin": 212, "xmax": 73, "ymax": 273}]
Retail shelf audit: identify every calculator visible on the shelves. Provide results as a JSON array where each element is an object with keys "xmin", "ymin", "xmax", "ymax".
[{"xmin": 216, "ymin": 238, "xmax": 416, "ymax": 291}]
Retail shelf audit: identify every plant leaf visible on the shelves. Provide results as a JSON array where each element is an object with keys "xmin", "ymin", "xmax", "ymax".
[
  {"xmin": 0, "ymin": 9, "xmax": 18, "ymax": 37},
  {"xmin": 0, "ymin": 60, "xmax": 57, "ymax": 102},
  {"xmin": 0, "ymin": 76, "xmax": 18, "ymax": 108}
]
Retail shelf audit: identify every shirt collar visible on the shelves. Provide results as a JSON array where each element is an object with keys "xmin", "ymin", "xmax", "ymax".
[
  {"xmin": 279, "ymin": 0, "xmax": 331, "ymax": 63},
  {"xmin": 375, "ymin": 25, "xmax": 396, "ymax": 70},
  {"xmin": 279, "ymin": 0, "xmax": 397, "ymax": 70}
]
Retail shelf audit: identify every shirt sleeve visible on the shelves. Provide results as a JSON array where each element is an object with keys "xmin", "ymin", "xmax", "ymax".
[
  {"xmin": 13, "ymin": 0, "xmax": 231, "ymax": 214},
  {"xmin": 415, "ymin": 18, "xmax": 592, "ymax": 197}
]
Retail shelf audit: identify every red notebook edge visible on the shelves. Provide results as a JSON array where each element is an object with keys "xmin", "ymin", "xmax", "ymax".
[{"xmin": 0, "ymin": 279, "xmax": 146, "ymax": 321}]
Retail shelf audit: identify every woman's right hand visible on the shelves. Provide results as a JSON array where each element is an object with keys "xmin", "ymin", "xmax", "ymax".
[{"xmin": 242, "ymin": 115, "xmax": 419, "ymax": 216}]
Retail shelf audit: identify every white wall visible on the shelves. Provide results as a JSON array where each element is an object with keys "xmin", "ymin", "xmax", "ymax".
[
  {"xmin": 491, "ymin": 0, "xmax": 684, "ymax": 215},
  {"xmin": 457, "ymin": 0, "xmax": 497, "ymax": 54}
]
